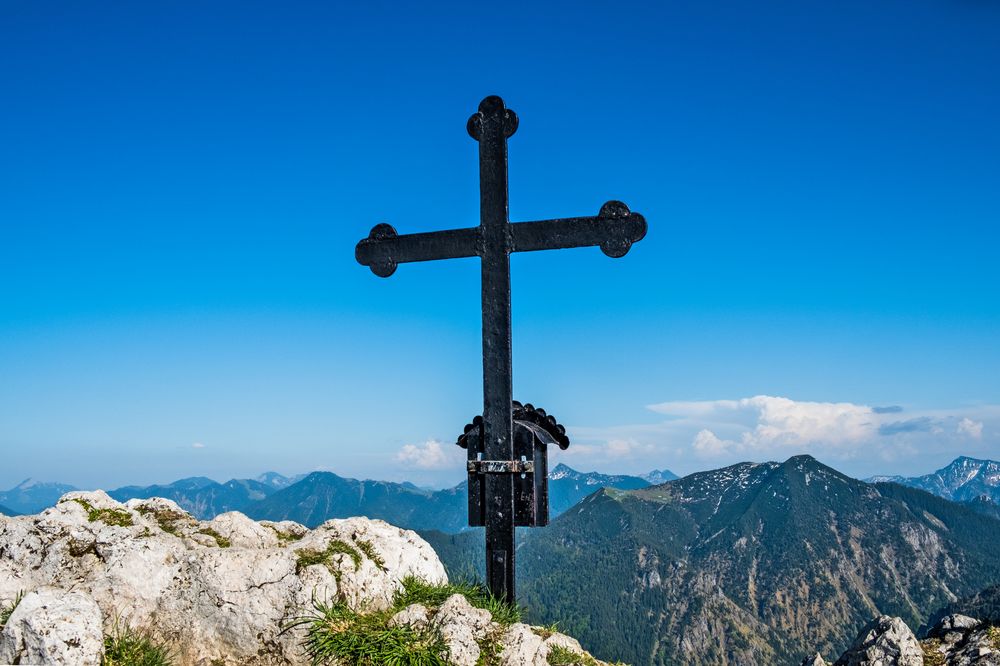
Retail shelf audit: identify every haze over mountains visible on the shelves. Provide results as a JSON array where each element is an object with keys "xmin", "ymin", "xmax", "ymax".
[{"xmin": 0, "ymin": 464, "xmax": 656, "ymax": 532}]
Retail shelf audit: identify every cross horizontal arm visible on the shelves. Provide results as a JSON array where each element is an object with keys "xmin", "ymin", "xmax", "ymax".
[
  {"xmin": 509, "ymin": 200, "xmax": 647, "ymax": 258},
  {"xmin": 355, "ymin": 224, "xmax": 480, "ymax": 277}
]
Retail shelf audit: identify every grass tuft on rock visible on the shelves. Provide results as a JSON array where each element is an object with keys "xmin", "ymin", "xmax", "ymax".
[
  {"xmin": 547, "ymin": 645, "xmax": 627, "ymax": 666},
  {"xmin": 291, "ymin": 599, "xmax": 449, "ymax": 666},
  {"xmin": 920, "ymin": 639, "xmax": 946, "ymax": 666},
  {"xmin": 0, "ymin": 590, "xmax": 24, "ymax": 629},
  {"xmin": 296, "ymin": 539, "xmax": 364, "ymax": 576},
  {"xmin": 356, "ymin": 540, "xmax": 386, "ymax": 569},
  {"xmin": 287, "ymin": 577, "xmax": 525, "ymax": 666},
  {"xmin": 266, "ymin": 524, "xmax": 304, "ymax": 544},
  {"xmin": 136, "ymin": 506, "xmax": 194, "ymax": 537},
  {"xmin": 395, "ymin": 576, "xmax": 520, "ymax": 627},
  {"xmin": 103, "ymin": 620, "xmax": 174, "ymax": 666},
  {"xmin": 989, "ymin": 625, "xmax": 1000, "ymax": 650},
  {"xmin": 197, "ymin": 528, "xmax": 231, "ymax": 548},
  {"xmin": 70, "ymin": 498, "xmax": 134, "ymax": 527}
]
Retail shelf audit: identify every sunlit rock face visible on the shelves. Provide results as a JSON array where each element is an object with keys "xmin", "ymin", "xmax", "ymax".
[
  {"xmin": 0, "ymin": 491, "xmax": 609, "ymax": 665},
  {"xmin": 0, "ymin": 491, "xmax": 445, "ymax": 664}
]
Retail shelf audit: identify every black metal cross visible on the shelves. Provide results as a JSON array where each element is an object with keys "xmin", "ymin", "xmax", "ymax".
[{"xmin": 355, "ymin": 95, "xmax": 646, "ymax": 603}]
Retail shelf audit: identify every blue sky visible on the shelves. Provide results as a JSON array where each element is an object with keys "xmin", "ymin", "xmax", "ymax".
[{"xmin": 1, "ymin": 0, "xmax": 998, "ymax": 490}]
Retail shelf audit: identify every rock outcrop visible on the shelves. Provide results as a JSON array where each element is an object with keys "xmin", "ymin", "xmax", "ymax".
[
  {"xmin": 0, "ymin": 491, "xmax": 609, "ymax": 665},
  {"xmin": 0, "ymin": 587, "xmax": 104, "ymax": 665},
  {"xmin": 804, "ymin": 614, "xmax": 1000, "ymax": 665},
  {"xmin": 832, "ymin": 616, "xmax": 925, "ymax": 666},
  {"xmin": 922, "ymin": 615, "xmax": 1000, "ymax": 666}
]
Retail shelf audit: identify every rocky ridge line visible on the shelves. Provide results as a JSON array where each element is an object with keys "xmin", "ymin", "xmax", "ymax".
[{"xmin": 800, "ymin": 614, "xmax": 1000, "ymax": 665}]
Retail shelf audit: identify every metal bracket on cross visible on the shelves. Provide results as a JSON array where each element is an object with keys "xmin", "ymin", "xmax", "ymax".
[{"xmin": 457, "ymin": 401, "xmax": 569, "ymax": 527}]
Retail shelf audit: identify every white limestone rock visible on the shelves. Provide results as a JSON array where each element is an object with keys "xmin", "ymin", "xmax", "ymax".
[
  {"xmin": 390, "ymin": 602, "xmax": 431, "ymax": 629},
  {"xmin": 0, "ymin": 491, "xmax": 448, "ymax": 665},
  {"xmin": 205, "ymin": 511, "xmax": 279, "ymax": 549},
  {"xmin": 0, "ymin": 587, "xmax": 104, "ymax": 665},
  {"xmin": 833, "ymin": 616, "xmax": 926, "ymax": 666},
  {"xmin": 499, "ymin": 623, "xmax": 545, "ymax": 665},
  {"xmin": 0, "ymin": 491, "xmax": 610, "ymax": 666},
  {"xmin": 433, "ymin": 593, "xmax": 496, "ymax": 666}
]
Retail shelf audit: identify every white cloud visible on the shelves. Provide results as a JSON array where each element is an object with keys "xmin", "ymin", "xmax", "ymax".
[
  {"xmin": 606, "ymin": 438, "xmax": 653, "ymax": 458},
  {"xmin": 567, "ymin": 395, "xmax": 999, "ymax": 477},
  {"xmin": 394, "ymin": 440, "xmax": 460, "ymax": 470},
  {"xmin": 192, "ymin": 442, "xmax": 206, "ymax": 449},
  {"xmin": 651, "ymin": 396, "xmax": 876, "ymax": 452},
  {"xmin": 558, "ymin": 437, "xmax": 654, "ymax": 462},
  {"xmin": 958, "ymin": 418, "xmax": 984, "ymax": 439},
  {"xmin": 692, "ymin": 429, "xmax": 734, "ymax": 457}
]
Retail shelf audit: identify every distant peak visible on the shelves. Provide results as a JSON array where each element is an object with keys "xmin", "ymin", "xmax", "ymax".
[
  {"xmin": 950, "ymin": 456, "xmax": 990, "ymax": 466},
  {"xmin": 302, "ymin": 470, "xmax": 343, "ymax": 482},
  {"xmin": 551, "ymin": 463, "xmax": 576, "ymax": 473}
]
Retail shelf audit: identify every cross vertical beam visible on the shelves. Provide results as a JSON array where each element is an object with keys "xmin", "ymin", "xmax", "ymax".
[
  {"xmin": 469, "ymin": 96, "xmax": 519, "ymax": 602},
  {"xmin": 354, "ymin": 95, "xmax": 647, "ymax": 606}
]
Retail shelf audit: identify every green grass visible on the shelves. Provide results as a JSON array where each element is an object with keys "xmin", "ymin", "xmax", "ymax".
[
  {"xmin": 197, "ymin": 528, "xmax": 231, "ymax": 548},
  {"xmin": 394, "ymin": 576, "xmax": 520, "ymax": 627},
  {"xmin": 291, "ymin": 599, "xmax": 449, "ymax": 666},
  {"xmin": 547, "ymin": 645, "xmax": 629, "ymax": 666},
  {"xmin": 356, "ymin": 540, "xmax": 386, "ymax": 569},
  {"xmin": 288, "ymin": 577, "xmax": 525, "ymax": 666},
  {"xmin": 70, "ymin": 498, "xmax": 134, "ymax": 527},
  {"xmin": 547, "ymin": 645, "xmax": 598, "ymax": 665},
  {"xmin": 135, "ymin": 506, "xmax": 194, "ymax": 537},
  {"xmin": 532, "ymin": 622, "xmax": 560, "ymax": 639},
  {"xmin": 0, "ymin": 590, "xmax": 24, "ymax": 629},
  {"xmin": 102, "ymin": 621, "xmax": 174, "ymax": 666},
  {"xmin": 266, "ymin": 524, "xmax": 305, "ymax": 544},
  {"xmin": 989, "ymin": 625, "xmax": 1000, "ymax": 650},
  {"xmin": 296, "ymin": 540, "xmax": 363, "ymax": 576}
]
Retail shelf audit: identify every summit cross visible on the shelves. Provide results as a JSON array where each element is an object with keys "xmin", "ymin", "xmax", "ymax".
[{"xmin": 355, "ymin": 95, "xmax": 647, "ymax": 603}]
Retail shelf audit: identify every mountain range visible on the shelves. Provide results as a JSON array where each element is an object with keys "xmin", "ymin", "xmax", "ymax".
[
  {"xmin": 867, "ymin": 456, "xmax": 1000, "ymax": 519},
  {"xmin": 868, "ymin": 456, "xmax": 1000, "ymax": 503},
  {"xmin": 0, "ymin": 464, "xmax": 658, "ymax": 531},
  {"xmin": 0, "ymin": 479, "xmax": 78, "ymax": 515},
  {"xmin": 430, "ymin": 455, "xmax": 1000, "ymax": 665},
  {"xmin": 107, "ymin": 476, "xmax": 278, "ymax": 519},
  {"xmin": 243, "ymin": 464, "xmax": 650, "ymax": 531}
]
